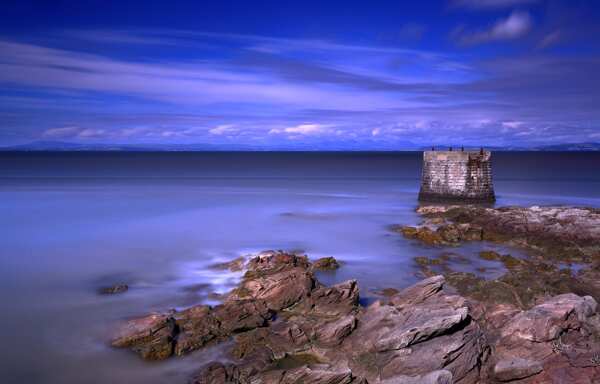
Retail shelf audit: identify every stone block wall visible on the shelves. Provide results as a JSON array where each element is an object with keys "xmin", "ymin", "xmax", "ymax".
[{"xmin": 418, "ymin": 150, "xmax": 495, "ymax": 202}]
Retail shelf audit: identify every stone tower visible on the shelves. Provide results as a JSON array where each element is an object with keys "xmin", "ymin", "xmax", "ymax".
[{"xmin": 418, "ymin": 150, "xmax": 495, "ymax": 202}]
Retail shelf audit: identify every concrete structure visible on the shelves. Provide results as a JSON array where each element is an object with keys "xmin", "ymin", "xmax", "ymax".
[{"xmin": 418, "ymin": 149, "xmax": 495, "ymax": 202}]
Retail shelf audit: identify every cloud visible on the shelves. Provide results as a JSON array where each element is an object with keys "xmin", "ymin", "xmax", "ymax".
[
  {"xmin": 501, "ymin": 121, "xmax": 524, "ymax": 129},
  {"xmin": 450, "ymin": 0, "xmax": 539, "ymax": 10},
  {"xmin": 537, "ymin": 30, "xmax": 562, "ymax": 49},
  {"xmin": 3, "ymin": 30, "xmax": 600, "ymax": 148},
  {"xmin": 269, "ymin": 123, "xmax": 333, "ymax": 136},
  {"xmin": 42, "ymin": 126, "xmax": 82, "ymax": 138},
  {"xmin": 78, "ymin": 128, "xmax": 107, "ymax": 138},
  {"xmin": 208, "ymin": 124, "xmax": 236, "ymax": 135},
  {"xmin": 42, "ymin": 126, "xmax": 108, "ymax": 139},
  {"xmin": 453, "ymin": 11, "xmax": 532, "ymax": 45}
]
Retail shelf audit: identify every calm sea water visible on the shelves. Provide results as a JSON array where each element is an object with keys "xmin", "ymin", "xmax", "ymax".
[{"xmin": 1, "ymin": 151, "xmax": 599, "ymax": 383}]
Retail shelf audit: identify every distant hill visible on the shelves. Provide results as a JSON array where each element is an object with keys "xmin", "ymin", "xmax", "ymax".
[{"xmin": 532, "ymin": 142, "xmax": 600, "ymax": 151}]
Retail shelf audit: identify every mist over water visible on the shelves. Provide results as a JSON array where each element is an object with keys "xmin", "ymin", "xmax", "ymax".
[{"xmin": 1, "ymin": 151, "xmax": 599, "ymax": 383}]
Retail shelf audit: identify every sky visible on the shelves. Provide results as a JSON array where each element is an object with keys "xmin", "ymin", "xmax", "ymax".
[{"xmin": 1, "ymin": 0, "xmax": 600, "ymax": 149}]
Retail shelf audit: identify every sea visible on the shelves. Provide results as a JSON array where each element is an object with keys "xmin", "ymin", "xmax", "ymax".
[{"xmin": 0, "ymin": 151, "xmax": 599, "ymax": 383}]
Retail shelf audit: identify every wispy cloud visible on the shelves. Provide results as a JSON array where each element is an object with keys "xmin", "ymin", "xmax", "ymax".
[
  {"xmin": 269, "ymin": 123, "xmax": 335, "ymax": 137},
  {"xmin": 453, "ymin": 11, "xmax": 533, "ymax": 45},
  {"xmin": 2, "ymin": 28, "xmax": 599, "ymax": 148},
  {"xmin": 208, "ymin": 124, "xmax": 237, "ymax": 135}
]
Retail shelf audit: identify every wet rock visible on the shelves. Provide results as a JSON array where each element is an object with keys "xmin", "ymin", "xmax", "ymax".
[
  {"xmin": 99, "ymin": 284, "xmax": 128, "ymax": 294},
  {"xmin": 209, "ymin": 256, "xmax": 246, "ymax": 272},
  {"xmin": 111, "ymin": 313, "xmax": 176, "ymax": 360},
  {"xmin": 412, "ymin": 205, "xmax": 600, "ymax": 262},
  {"xmin": 398, "ymin": 226, "xmax": 446, "ymax": 246},
  {"xmin": 311, "ymin": 256, "xmax": 340, "ymax": 271},
  {"xmin": 478, "ymin": 251, "xmax": 501, "ymax": 261},
  {"xmin": 437, "ymin": 224, "xmax": 461, "ymax": 243},
  {"xmin": 112, "ymin": 249, "xmax": 600, "ymax": 384},
  {"xmin": 492, "ymin": 357, "xmax": 543, "ymax": 381},
  {"xmin": 228, "ymin": 252, "xmax": 315, "ymax": 311}
]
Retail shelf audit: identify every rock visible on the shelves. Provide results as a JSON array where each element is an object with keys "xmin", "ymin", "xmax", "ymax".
[
  {"xmin": 311, "ymin": 256, "xmax": 340, "ymax": 271},
  {"xmin": 437, "ymin": 224, "xmax": 462, "ymax": 243},
  {"xmin": 293, "ymin": 279, "xmax": 359, "ymax": 317},
  {"xmin": 390, "ymin": 275, "xmax": 445, "ymax": 309},
  {"xmin": 192, "ymin": 362, "xmax": 240, "ymax": 384},
  {"xmin": 372, "ymin": 305, "xmax": 469, "ymax": 352},
  {"xmin": 99, "ymin": 284, "xmax": 128, "ymax": 294},
  {"xmin": 313, "ymin": 315, "xmax": 357, "ymax": 347},
  {"xmin": 172, "ymin": 305, "xmax": 220, "ymax": 356},
  {"xmin": 493, "ymin": 357, "xmax": 543, "ymax": 381},
  {"xmin": 381, "ymin": 370, "xmax": 453, "ymax": 384},
  {"xmin": 398, "ymin": 226, "xmax": 446, "ymax": 246},
  {"xmin": 209, "ymin": 256, "xmax": 246, "ymax": 272},
  {"xmin": 501, "ymin": 294, "xmax": 597, "ymax": 342},
  {"xmin": 344, "ymin": 276, "xmax": 487, "ymax": 383},
  {"xmin": 228, "ymin": 252, "xmax": 315, "ymax": 312},
  {"xmin": 111, "ymin": 313, "xmax": 176, "ymax": 360},
  {"xmin": 187, "ymin": 273, "xmax": 487, "ymax": 384},
  {"xmin": 410, "ymin": 205, "xmax": 600, "ymax": 262},
  {"xmin": 257, "ymin": 365, "xmax": 354, "ymax": 384},
  {"xmin": 478, "ymin": 251, "xmax": 501, "ymax": 261}
]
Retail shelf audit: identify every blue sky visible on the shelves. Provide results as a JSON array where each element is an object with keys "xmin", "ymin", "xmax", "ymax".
[{"xmin": 1, "ymin": 0, "xmax": 599, "ymax": 149}]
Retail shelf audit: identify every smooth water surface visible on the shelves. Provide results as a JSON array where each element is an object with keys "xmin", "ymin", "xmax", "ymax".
[{"xmin": 1, "ymin": 151, "xmax": 599, "ymax": 383}]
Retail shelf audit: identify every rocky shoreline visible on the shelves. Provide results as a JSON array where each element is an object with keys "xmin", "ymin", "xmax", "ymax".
[{"xmin": 110, "ymin": 205, "xmax": 600, "ymax": 383}]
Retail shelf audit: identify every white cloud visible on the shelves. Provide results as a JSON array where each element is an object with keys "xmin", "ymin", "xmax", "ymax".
[
  {"xmin": 208, "ymin": 124, "xmax": 236, "ymax": 135},
  {"xmin": 42, "ymin": 126, "xmax": 81, "ymax": 138},
  {"xmin": 371, "ymin": 127, "xmax": 381, "ymax": 136},
  {"xmin": 42, "ymin": 126, "xmax": 107, "ymax": 139},
  {"xmin": 502, "ymin": 121, "xmax": 524, "ymax": 129},
  {"xmin": 78, "ymin": 128, "xmax": 107, "ymax": 138},
  {"xmin": 269, "ymin": 123, "xmax": 332, "ymax": 136},
  {"xmin": 454, "ymin": 11, "xmax": 532, "ymax": 45}
]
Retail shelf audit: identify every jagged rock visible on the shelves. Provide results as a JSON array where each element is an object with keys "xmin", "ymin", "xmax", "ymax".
[
  {"xmin": 230, "ymin": 252, "xmax": 314, "ymax": 311},
  {"xmin": 486, "ymin": 293, "xmax": 600, "ymax": 383},
  {"xmin": 390, "ymin": 275, "xmax": 444, "ymax": 309},
  {"xmin": 112, "ymin": 248, "xmax": 600, "ymax": 384},
  {"xmin": 209, "ymin": 256, "xmax": 246, "ymax": 272},
  {"xmin": 312, "ymin": 256, "xmax": 340, "ymax": 271},
  {"xmin": 380, "ymin": 370, "xmax": 453, "ymax": 384},
  {"xmin": 343, "ymin": 276, "xmax": 487, "ymax": 383},
  {"xmin": 411, "ymin": 205, "xmax": 600, "ymax": 262},
  {"xmin": 500, "ymin": 294, "xmax": 597, "ymax": 342},
  {"xmin": 111, "ymin": 313, "xmax": 176, "ymax": 360},
  {"xmin": 478, "ymin": 251, "xmax": 501, "ymax": 261},
  {"xmin": 313, "ymin": 315, "xmax": 357, "ymax": 347},
  {"xmin": 397, "ymin": 226, "xmax": 446, "ymax": 246},
  {"xmin": 257, "ymin": 365, "xmax": 354, "ymax": 384},
  {"xmin": 437, "ymin": 224, "xmax": 462, "ymax": 243},
  {"xmin": 492, "ymin": 357, "xmax": 543, "ymax": 381},
  {"xmin": 193, "ymin": 362, "xmax": 241, "ymax": 384}
]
